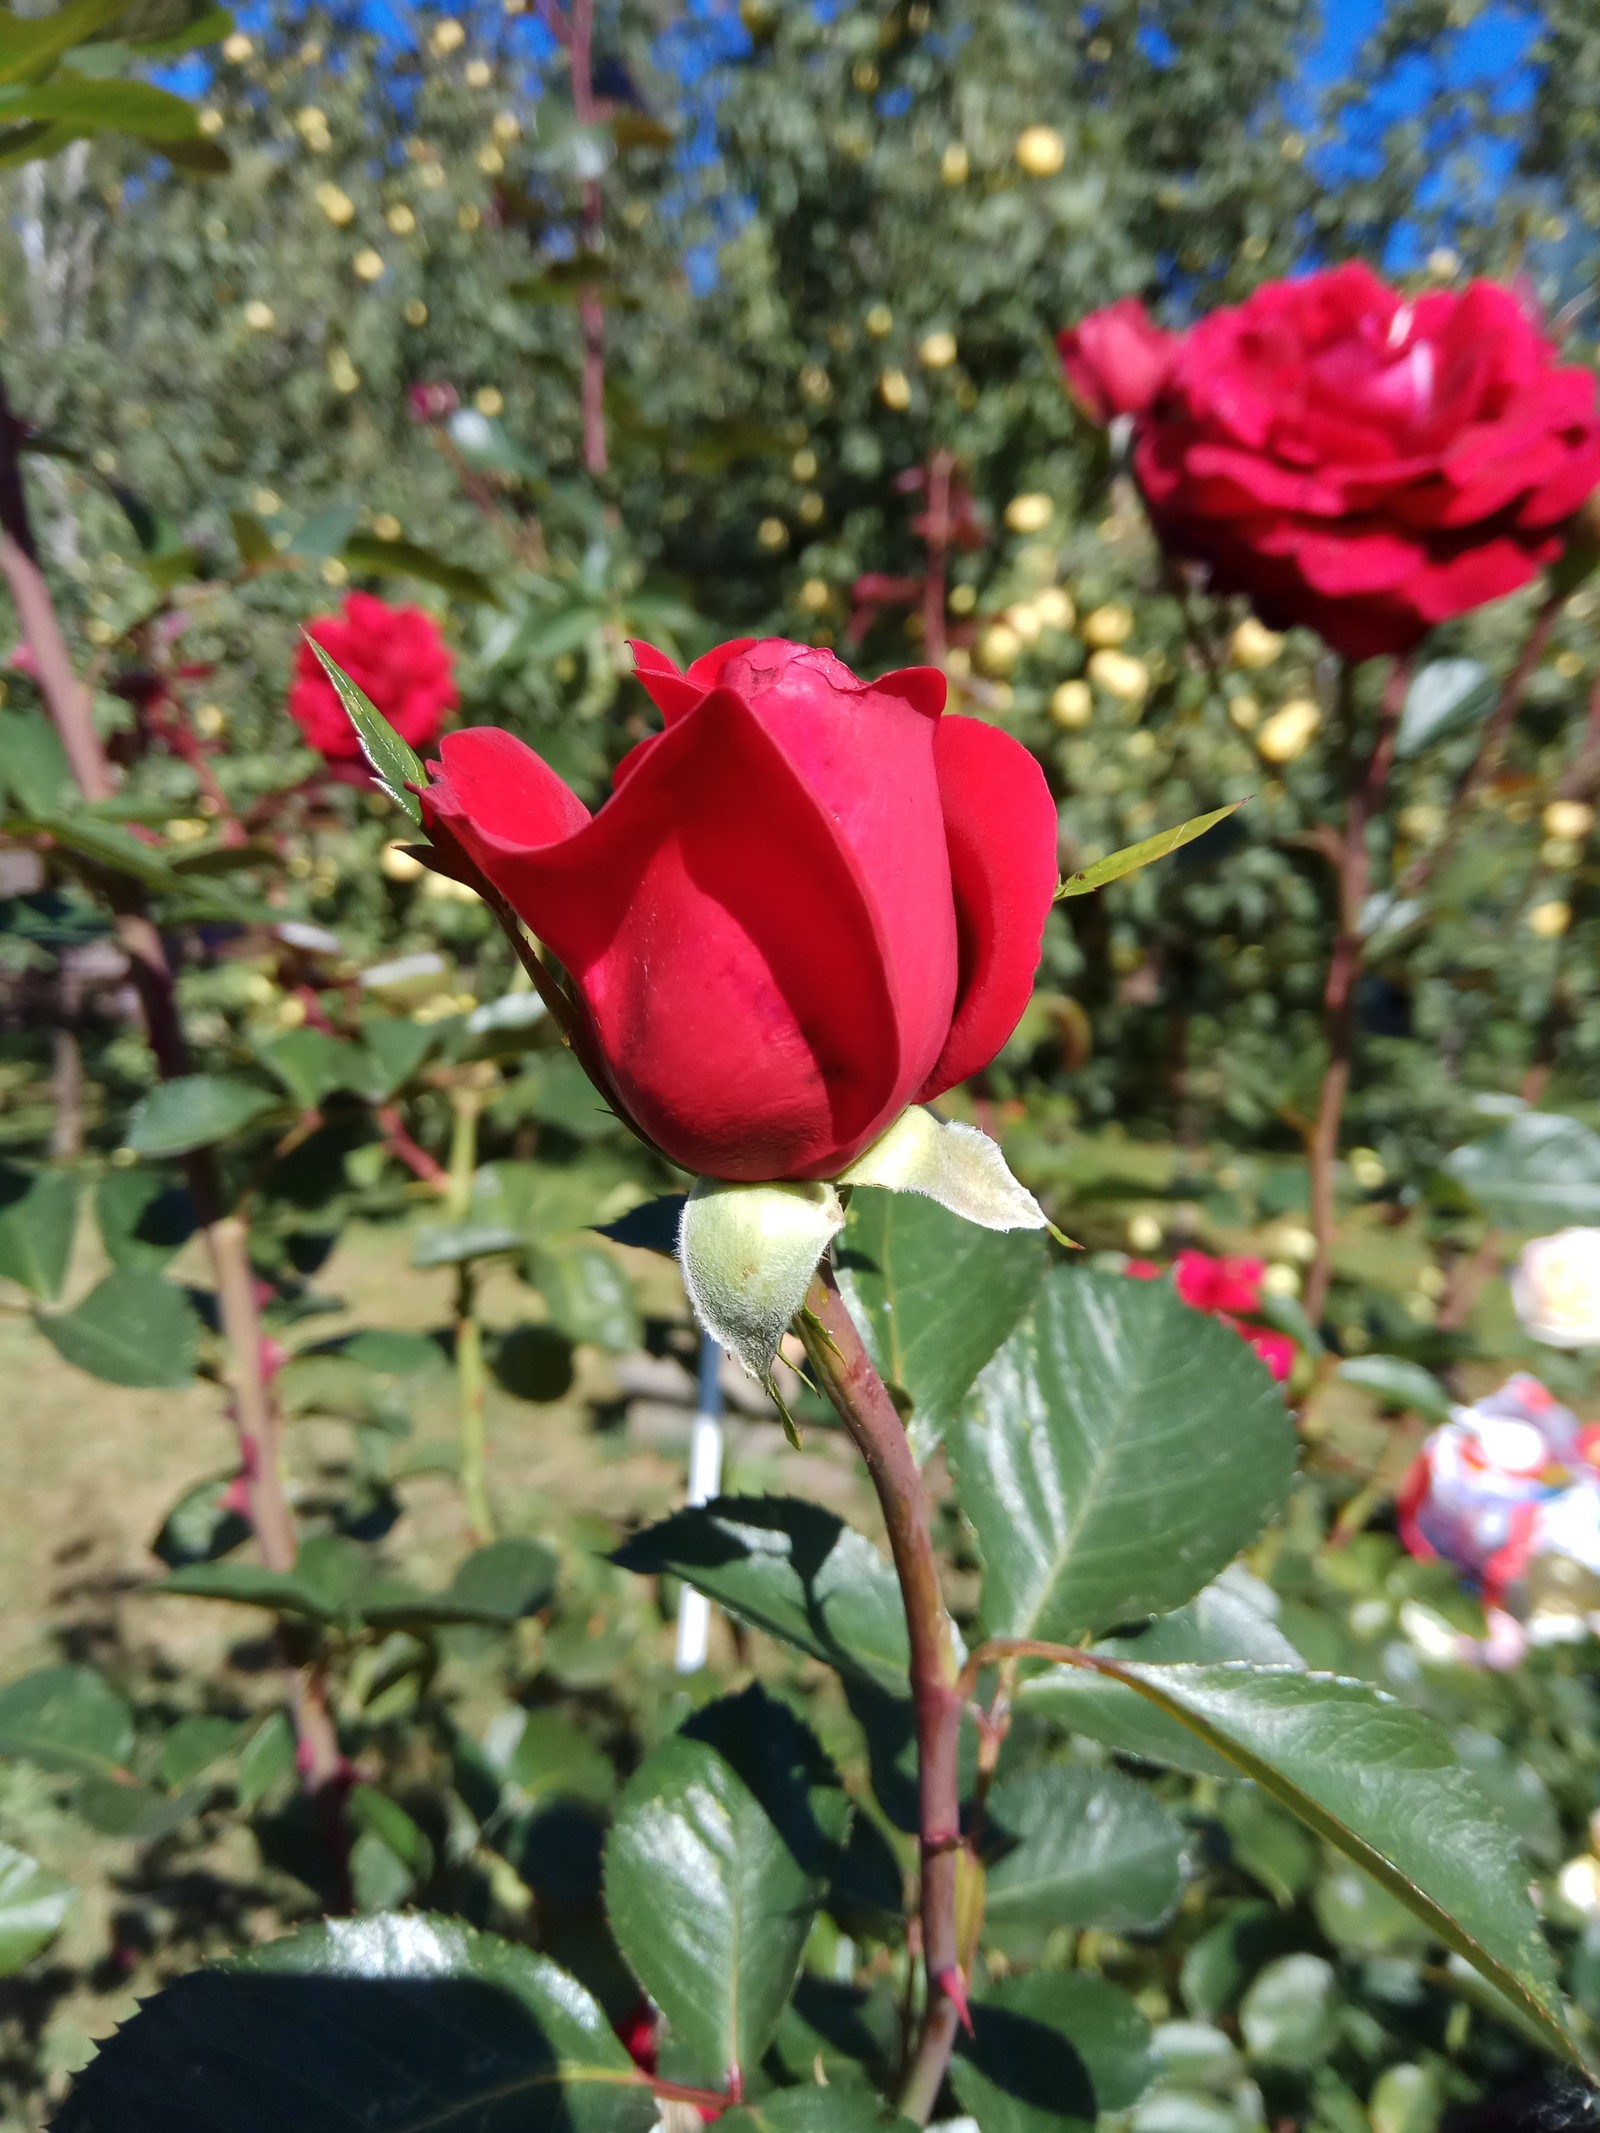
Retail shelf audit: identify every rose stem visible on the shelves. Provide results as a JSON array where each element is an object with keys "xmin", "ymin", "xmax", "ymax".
[
  {"xmin": 568, "ymin": 0, "xmax": 608, "ymax": 477},
  {"xmin": 1303, "ymin": 653, "xmax": 1411, "ymax": 1325},
  {"xmin": 0, "ymin": 366, "xmax": 348, "ymax": 1814},
  {"xmin": 921, "ymin": 448, "xmax": 955, "ymax": 667},
  {"xmin": 796, "ymin": 1261, "xmax": 966, "ymax": 2127},
  {"xmin": 447, "ymin": 1083, "xmax": 494, "ymax": 1542}
]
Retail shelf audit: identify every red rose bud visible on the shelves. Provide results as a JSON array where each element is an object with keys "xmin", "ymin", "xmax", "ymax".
[
  {"xmin": 290, "ymin": 592, "xmax": 458, "ymax": 762},
  {"xmin": 1057, "ymin": 297, "xmax": 1176, "ymax": 422},
  {"xmin": 408, "ymin": 381, "xmax": 460, "ymax": 422},
  {"xmin": 418, "ymin": 636, "xmax": 1059, "ymax": 1182},
  {"xmin": 1101, "ymin": 263, "xmax": 1600, "ymax": 660}
]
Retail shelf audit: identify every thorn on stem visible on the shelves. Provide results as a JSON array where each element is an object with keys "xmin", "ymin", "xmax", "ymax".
[{"xmin": 934, "ymin": 1963, "xmax": 974, "ymax": 2034}]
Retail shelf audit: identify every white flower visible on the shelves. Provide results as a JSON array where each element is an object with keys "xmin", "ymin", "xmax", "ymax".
[{"xmin": 1512, "ymin": 1228, "xmax": 1600, "ymax": 1348}]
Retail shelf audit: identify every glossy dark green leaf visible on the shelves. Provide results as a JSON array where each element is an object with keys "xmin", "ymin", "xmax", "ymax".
[
  {"xmin": 37, "ymin": 1267, "xmax": 200, "ymax": 1387},
  {"xmin": 1334, "ymin": 1354, "xmax": 1452, "ymax": 1418},
  {"xmin": 951, "ymin": 1972, "xmax": 1154, "ymax": 2133},
  {"xmin": 1018, "ymin": 1572, "xmax": 1303, "ymax": 1779},
  {"xmin": 604, "ymin": 1685, "xmax": 851, "ymax": 2085},
  {"xmin": 1443, "ymin": 1112, "xmax": 1600, "ymax": 1231},
  {"xmin": 983, "ymin": 1764, "xmax": 1187, "ymax": 1935},
  {"xmin": 531, "ymin": 1243, "xmax": 640, "ymax": 1353},
  {"xmin": 96, "ymin": 1168, "xmax": 194, "ymax": 1270},
  {"xmin": 951, "ymin": 1270, "xmax": 1296, "ymax": 1643},
  {"xmin": 836, "ymin": 1187, "xmax": 1048, "ymax": 1454},
  {"xmin": 1073, "ymin": 1660, "xmax": 1574, "ymax": 2067},
  {"xmin": 613, "ymin": 1497, "xmax": 909, "ymax": 1693},
  {"xmin": 0, "ymin": 1165, "xmax": 77, "ymax": 1299},
  {"xmin": 53, "ymin": 1915, "xmax": 660, "ymax": 2131},
  {"xmin": 306, "ymin": 638, "xmax": 426, "ymax": 823},
  {"xmin": 0, "ymin": 1841, "xmax": 74, "ymax": 1974},
  {"xmin": 1054, "ymin": 803, "xmax": 1241, "ymax": 900},
  {"xmin": 127, "ymin": 1073, "xmax": 278, "ymax": 1157},
  {"xmin": 0, "ymin": 1665, "xmax": 132, "ymax": 1776}
]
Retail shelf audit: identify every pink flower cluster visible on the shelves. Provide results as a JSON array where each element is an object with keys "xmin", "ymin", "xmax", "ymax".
[{"xmin": 1124, "ymin": 1250, "xmax": 1296, "ymax": 1381}]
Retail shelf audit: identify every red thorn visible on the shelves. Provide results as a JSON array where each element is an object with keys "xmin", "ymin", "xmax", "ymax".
[{"xmin": 934, "ymin": 1964, "xmax": 973, "ymax": 2034}]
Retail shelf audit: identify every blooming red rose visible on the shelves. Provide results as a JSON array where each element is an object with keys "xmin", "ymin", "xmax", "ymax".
[
  {"xmin": 1125, "ymin": 1251, "xmax": 1293, "ymax": 1381},
  {"xmin": 1064, "ymin": 265, "xmax": 1600, "ymax": 659},
  {"xmin": 1057, "ymin": 297, "xmax": 1176, "ymax": 423},
  {"xmin": 1172, "ymin": 1249, "xmax": 1266, "ymax": 1318},
  {"xmin": 290, "ymin": 592, "xmax": 457, "ymax": 761},
  {"xmin": 418, "ymin": 636, "xmax": 1059, "ymax": 1182}
]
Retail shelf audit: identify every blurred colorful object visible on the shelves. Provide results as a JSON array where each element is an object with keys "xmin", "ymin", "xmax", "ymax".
[{"xmin": 1398, "ymin": 1374, "xmax": 1600, "ymax": 1640}]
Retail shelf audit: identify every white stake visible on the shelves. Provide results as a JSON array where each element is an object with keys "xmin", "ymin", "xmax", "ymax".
[{"xmin": 674, "ymin": 1328, "xmax": 724, "ymax": 1672}]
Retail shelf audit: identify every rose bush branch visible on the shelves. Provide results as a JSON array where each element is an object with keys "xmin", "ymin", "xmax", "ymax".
[
  {"xmin": 795, "ymin": 1259, "xmax": 968, "ymax": 2125},
  {"xmin": 0, "ymin": 372, "xmax": 346, "ymax": 1804},
  {"xmin": 1304, "ymin": 652, "xmax": 1411, "ymax": 1323}
]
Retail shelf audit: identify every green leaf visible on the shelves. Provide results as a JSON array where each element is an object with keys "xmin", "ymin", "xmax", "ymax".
[
  {"xmin": 604, "ymin": 1684, "xmax": 851, "ymax": 2085},
  {"xmin": 229, "ymin": 508, "xmax": 276, "ymax": 564},
  {"xmin": 951, "ymin": 1973, "xmax": 1154, "ymax": 2133},
  {"xmin": 530, "ymin": 1243, "xmax": 640, "ymax": 1353},
  {"xmin": 0, "ymin": 71, "xmax": 204, "ymax": 140},
  {"xmin": 37, "ymin": 1267, "xmax": 200, "ymax": 1387},
  {"xmin": 1055, "ymin": 803, "xmax": 1241, "ymax": 900},
  {"xmin": 1443, "ymin": 1111, "xmax": 1600, "ymax": 1231},
  {"xmin": 157, "ymin": 1532, "xmax": 366, "ymax": 1624},
  {"xmin": 151, "ymin": 1472, "xmax": 250, "ymax": 1568},
  {"xmin": 342, "ymin": 534, "xmax": 500, "ymax": 607},
  {"xmin": 0, "ymin": 1841, "xmax": 74, "ymax": 1973},
  {"xmin": 1335, "ymin": 1354, "xmax": 1453, "ymax": 1419},
  {"xmin": 487, "ymin": 1706, "xmax": 615, "ymax": 1812},
  {"xmin": 305, "ymin": 637, "xmax": 426, "ymax": 823},
  {"xmin": 364, "ymin": 1537, "xmax": 558, "ymax": 1629},
  {"xmin": 0, "ymin": 0, "xmax": 120, "ymax": 85},
  {"xmin": 1018, "ymin": 1571, "xmax": 1304, "ymax": 1778},
  {"xmin": 613, "ymin": 1497, "xmax": 910, "ymax": 1693},
  {"xmin": 0, "ymin": 705, "xmax": 71, "ymax": 810},
  {"xmin": 983, "ymin": 1764, "xmax": 1187, "ymax": 1936},
  {"xmin": 0, "ymin": 1165, "xmax": 78, "ymax": 1299},
  {"xmin": 75, "ymin": 1774, "xmax": 205, "ymax": 1842},
  {"xmin": 1238, "ymin": 1953, "xmax": 1339, "ymax": 2067},
  {"xmin": 720, "ymin": 2097, "xmax": 909, "ymax": 2133},
  {"xmin": 951, "ymin": 1269, "xmax": 1296, "ymax": 1643},
  {"xmin": 96, "ymin": 1169, "xmax": 194, "ymax": 1270},
  {"xmin": 127, "ymin": 1073, "xmax": 279, "ymax": 1157},
  {"xmin": 159, "ymin": 1714, "xmax": 243, "ymax": 1790},
  {"xmin": 0, "ymin": 1665, "xmax": 132, "ymax": 1776},
  {"xmin": 349, "ymin": 1784, "xmax": 434, "ymax": 1891},
  {"xmin": 1394, "ymin": 659, "xmax": 1495, "ymax": 759},
  {"xmin": 259, "ymin": 1029, "xmax": 372, "ymax": 1109},
  {"xmin": 236, "ymin": 1710, "xmax": 295, "ymax": 1811},
  {"xmin": 359, "ymin": 1015, "xmax": 439, "ymax": 1098},
  {"xmin": 53, "ymin": 1915, "xmax": 660, "ymax": 2131},
  {"xmin": 1066, "ymin": 1660, "xmax": 1575, "ymax": 2068},
  {"xmin": 836, "ymin": 1187, "xmax": 1048, "ymax": 1455}
]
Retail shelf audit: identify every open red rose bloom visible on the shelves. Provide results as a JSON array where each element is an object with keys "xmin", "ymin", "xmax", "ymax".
[
  {"xmin": 419, "ymin": 637, "xmax": 1059, "ymax": 1182},
  {"xmin": 1061, "ymin": 265, "xmax": 1600, "ymax": 659},
  {"xmin": 291, "ymin": 591, "xmax": 458, "ymax": 761}
]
